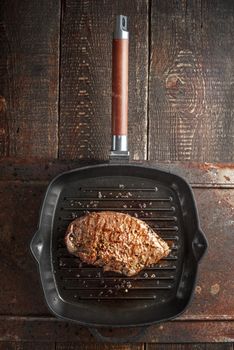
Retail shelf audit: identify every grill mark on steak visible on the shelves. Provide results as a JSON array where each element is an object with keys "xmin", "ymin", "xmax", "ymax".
[{"xmin": 65, "ymin": 211, "xmax": 170, "ymax": 276}]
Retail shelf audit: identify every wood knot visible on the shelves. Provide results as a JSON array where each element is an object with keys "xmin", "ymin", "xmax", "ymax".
[
  {"xmin": 166, "ymin": 75, "xmax": 184, "ymax": 90},
  {"xmin": 0, "ymin": 96, "xmax": 7, "ymax": 112},
  {"xmin": 164, "ymin": 50, "xmax": 205, "ymax": 115},
  {"xmin": 166, "ymin": 75, "xmax": 186, "ymax": 98}
]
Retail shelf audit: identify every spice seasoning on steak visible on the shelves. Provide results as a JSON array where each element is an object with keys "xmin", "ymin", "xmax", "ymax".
[{"xmin": 65, "ymin": 211, "xmax": 170, "ymax": 277}]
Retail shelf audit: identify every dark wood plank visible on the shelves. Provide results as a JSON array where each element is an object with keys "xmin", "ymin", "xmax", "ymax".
[
  {"xmin": 0, "ymin": 342, "xmax": 54, "ymax": 350},
  {"xmin": 0, "ymin": 181, "xmax": 233, "ymax": 320},
  {"xmin": 0, "ymin": 343, "xmax": 15, "ymax": 350},
  {"xmin": 1, "ymin": 159, "xmax": 234, "ymax": 186},
  {"xmin": 59, "ymin": 0, "xmax": 148, "ymax": 161},
  {"xmin": 149, "ymin": 0, "xmax": 234, "ymax": 161},
  {"xmin": 0, "ymin": 182, "xmax": 50, "ymax": 315},
  {"xmin": 146, "ymin": 344, "xmax": 233, "ymax": 350},
  {"xmin": 0, "ymin": 318, "xmax": 234, "ymax": 343},
  {"xmin": 0, "ymin": 0, "xmax": 60, "ymax": 158},
  {"xmin": 56, "ymin": 344, "xmax": 143, "ymax": 349}
]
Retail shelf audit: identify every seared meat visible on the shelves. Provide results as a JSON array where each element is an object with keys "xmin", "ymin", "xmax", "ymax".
[{"xmin": 65, "ymin": 211, "xmax": 170, "ymax": 276}]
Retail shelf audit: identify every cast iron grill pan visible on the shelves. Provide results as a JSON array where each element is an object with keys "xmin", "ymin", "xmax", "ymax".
[
  {"xmin": 31, "ymin": 164, "xmax": 207, "ymax": 326},
  {"xmin": 54, "ymin": 176, "xmax": 183, "ymax": 304}
]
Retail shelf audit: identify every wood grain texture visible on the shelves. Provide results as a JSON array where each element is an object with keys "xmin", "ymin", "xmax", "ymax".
[
  {"xmin": 56, "ymin": 344, "xmax": 143, "ymax": 349},
  {"xmin": 0, "ymin": 0, "xmax": 60, "ymax": 158},
  {"xmin": 0, "ymin": 179, "xmax": 233, "ymax": 320},
  {"xmin": 1, "ymin": 159, "xmax": 234, "ymax": 187},
  {"xmin": 0, "ymin": 343, "xmax": 55, "ymax": 350},
  {"xmin": 149, "ymin": 0, "xmax": 234, "ymax": 161},
  {"xmin": 0, "ymin": 318, "xmax": 234, "ymax": 343},
  {"xmin": 59, "ymin": 0, "xmax": 148, "ymax": 161}
]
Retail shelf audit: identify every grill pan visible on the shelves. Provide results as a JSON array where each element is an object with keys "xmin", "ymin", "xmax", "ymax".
[{"xmin": 31, "ymin": 16, "xmax": 207, "ymax": 341}]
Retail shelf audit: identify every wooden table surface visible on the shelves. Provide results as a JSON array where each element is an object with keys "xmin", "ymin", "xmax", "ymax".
[{"xmin": 0, "ymin": 0, "xmax": 234, "ymax": 349}]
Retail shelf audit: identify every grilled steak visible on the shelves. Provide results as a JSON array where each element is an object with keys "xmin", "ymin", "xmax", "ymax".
[{"xmin": 65, "ymin": 211, "xmax": 170, "ymax": 276}]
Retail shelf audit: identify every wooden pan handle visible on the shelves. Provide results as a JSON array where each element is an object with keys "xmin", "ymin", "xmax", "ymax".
[
  {"xmin": 111, "ymin": 15, "xmax": 129, "ymax": 153},
  {"xmin": 112, "ymin": 39, "xmax": 129, "ymax": 135}
]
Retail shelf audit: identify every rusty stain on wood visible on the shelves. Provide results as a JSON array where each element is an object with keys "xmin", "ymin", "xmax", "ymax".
[
  {"xmin": 0, "ymin": 160, "xmax": 234, "ymax": 187},
  {"xmin": 195, "ymin": 163, "xmax": 234, "ymax": 171}
]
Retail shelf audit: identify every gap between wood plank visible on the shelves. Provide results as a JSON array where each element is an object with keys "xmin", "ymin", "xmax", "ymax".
[
  {"xmin": 0, "ymin": 179, "xmax": 233, "ymax": 189},
  {"xmin": 146, "ymin": 0, "xmax": 152, "ymax": 161},
  {"xmin": 57, "ymin": 0, "xmax": 63, "ymax": 159},
  {"xmin": 0, "ymin": 316, "xmax": 233, "ymax": 322}
]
